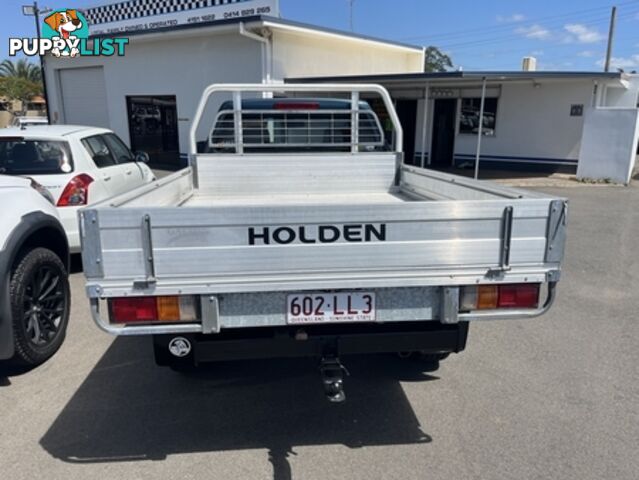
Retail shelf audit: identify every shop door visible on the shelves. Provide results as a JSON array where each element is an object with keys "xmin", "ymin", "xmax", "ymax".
[
  {"xmin": 127, "ymin": 96, "xmax": 180, "ymax": 169},
  {"xmin": 395, "ymin": 100, "xmax": 418, "ymax": 166},
  {"xmin": 431, "ymin": 99, "xmax": 457, "ymax": 168}
]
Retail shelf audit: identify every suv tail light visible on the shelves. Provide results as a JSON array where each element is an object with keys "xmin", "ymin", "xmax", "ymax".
[
  {"xmin": 460, "ymin": 284, "xmax": 540, "ymax": 311},
  {"xmin": 108, "ymin": 296, "xmax": 199, "ymax": 324},
  {"xmin": 57, "ymin": 174, "xmax": 94, "ymax": 207}
]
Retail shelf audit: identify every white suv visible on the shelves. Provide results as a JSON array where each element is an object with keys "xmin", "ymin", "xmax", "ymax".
[
  {"xmin": 0, "ymin": 126, "xmax": 155, "ymax": 251},
  {"xmin": 0, "ymin": 175, "xmax": 70, "ymax": 366}
]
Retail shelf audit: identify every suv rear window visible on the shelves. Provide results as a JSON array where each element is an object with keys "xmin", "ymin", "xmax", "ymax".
[{"xmin": 0, "ymin": 138, "xmax": 73, "ymax": 175}]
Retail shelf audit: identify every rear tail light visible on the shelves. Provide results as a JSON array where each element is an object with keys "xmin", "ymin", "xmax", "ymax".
[
  {"xmin": 57, "ymin": 174, "xmax": 94, "ymax": 207},
  {"xmin": 108, "ymin": 296, "xmax": 199, "ymax": 324},
  {"xmin": 460, "ymin": 284, "xmax": 540, "ymax": 311},
  {"xmin": 497, "ymin": 284, "xmax": 540, "ymax": 308},
  {"xmin": 110, "ymin": 297, "xmax": 157, "ymax": 323}
]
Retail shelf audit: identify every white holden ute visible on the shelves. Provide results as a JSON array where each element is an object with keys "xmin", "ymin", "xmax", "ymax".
[
  {"xmin": 0, "ymin": 126, "xmax": 155, "ymax": 252},
  {"xmin": 0, "ymin": 175, "xmax": 70, "ymax": 366},
  {"xmin": 77, "ymin": 84, "xmax": 567, "ymax": 402}
]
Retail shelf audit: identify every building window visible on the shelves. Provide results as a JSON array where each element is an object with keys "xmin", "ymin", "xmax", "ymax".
[{"xmin": 459, "ymin": 97, "xmax": 498, "ymax": 136}]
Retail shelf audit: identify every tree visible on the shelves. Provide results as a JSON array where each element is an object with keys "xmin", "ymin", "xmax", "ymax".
[
  {"xmin": 424, "ymin": 46, "xmax": 453, "ymax": 73},
  {"xmin": 0, "ymin": 59, "xmax": 42, "ymax": 83},
  {"xmin": 0, "ymin": 77, "xmax": 42, "ymax": 116}
]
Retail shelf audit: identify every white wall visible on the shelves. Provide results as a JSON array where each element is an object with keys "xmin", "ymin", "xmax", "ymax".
[
  {"xmin": 577, "ymin": 108, "xmax": 639, "ymax": 184},
  {"xmin": 455, "ymin": 81, "xmax": 593, "ymax": 164},
  {"xmin": 45, "ymin": 26, "xmax": 424, "ymax": 160},
  {"xmin": 411, "ymin": 80, "xmax": 596, "ymax": 168},
  {"xmin": 271, "ymin": 30, "xmax": 423, "ymax": 79},
  {"xmin": 603, "ymin": 75, "xmax": 639, "ymax": 107},
  {"xmin": 45, "ymin": 32, "xmax": 262, "ymax": 155}
]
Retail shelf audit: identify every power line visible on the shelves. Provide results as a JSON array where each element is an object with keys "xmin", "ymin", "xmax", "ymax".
[
  {"xmin": 453, "ymin": 41, "xmax": 606, "ymax": 59},
  {"xmin": 456, "ymin": 43, "xmax": 633, "ymax": 72},
  {"xmin": 399, "ymin": 0, "xmax": 639, "ymax": 43},
  {"xmin": 392, "ymin": 1, "xmax": 639, "ymax": 71},
  {"xmin": 435, "ymin": 10, "xmax": 639, "ymax": 52},
  {"xmin": 455, "ymin": 14, "xmax": 639, "ymax": 70},
  {"xmin": 440, "ymin": 9, "xmax": 639, "ymax": 49},
  {"xmin": 402, "ymin": 0, "xmax": 639, "ymax": 41},
  {"xmin": 406, "ymin": 9, "xmax": 607, "ymax": 42},
  {"xmin": 347, "ymin": 0, "xmax": 354, "ymax": 32}
]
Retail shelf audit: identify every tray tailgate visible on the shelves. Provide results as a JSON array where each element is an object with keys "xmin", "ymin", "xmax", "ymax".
[{"xmin": 82, "ymin": 198, "xmax": 557, "ymax": 287}]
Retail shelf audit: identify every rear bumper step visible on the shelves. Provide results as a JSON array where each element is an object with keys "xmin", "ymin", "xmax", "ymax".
[{"xmin": 153, "ymin": 321, "xmax": 469, "ymax": 364}]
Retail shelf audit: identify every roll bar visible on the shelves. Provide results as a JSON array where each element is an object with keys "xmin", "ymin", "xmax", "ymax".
[{"xmin": 188, "ymin": 83, "xmax": 404, "ymax": 155}]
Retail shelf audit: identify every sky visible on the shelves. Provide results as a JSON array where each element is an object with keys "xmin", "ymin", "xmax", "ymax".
[{"xmin": 2, "ymin": 0, "xmax": 639, "ymax": 71}]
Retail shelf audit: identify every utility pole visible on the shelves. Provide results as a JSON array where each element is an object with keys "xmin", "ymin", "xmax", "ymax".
[
  {"xmin": 348, "ymin": 0, "xmax": 354, "ymax": 31},
  {"xmin": 604, "ymin": 6, "xmax": 617, "ymax": 72},
  {"xmin": 474, "ymin": 77, "xmax": 487, "ymax": 180},
  {"xmin": 22, "ymin": 1, "xmax": 52, "ymax": 124}
]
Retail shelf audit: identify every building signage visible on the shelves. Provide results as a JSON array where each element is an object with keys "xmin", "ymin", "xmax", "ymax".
[{"xmin": 83, "ymin": 0, "xmax": 280, "ymax": 36}]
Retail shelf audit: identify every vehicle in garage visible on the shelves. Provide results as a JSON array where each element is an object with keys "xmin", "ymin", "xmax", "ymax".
[
  {"xmin": 0, "ymin": 175, "xmax": 70, "ymax": 366},
  {"xmin": 0, "ymin": 126, "xmax": 155, "ymax": 252},
  {"xmin": 79, "ymin": 84, "xmax": 568, "ymax": 402}
]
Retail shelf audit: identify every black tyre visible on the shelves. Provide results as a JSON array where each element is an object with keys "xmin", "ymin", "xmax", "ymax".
[
  {"xmin": 9, "ymin": 248, "xmax": 70, "ymax": 366},
  {"xmin": 397, "ymin": 352, "xmax": 450, "ymax": 373},
  {"xmin": 414, "ymin": 352, "xmax": 450, "ymax": 363}
]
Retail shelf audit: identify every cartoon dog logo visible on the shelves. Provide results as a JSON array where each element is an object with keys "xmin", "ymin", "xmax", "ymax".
[{"xmin": 44, "ymin": 9, "xmax": 83, "ymax": 57}]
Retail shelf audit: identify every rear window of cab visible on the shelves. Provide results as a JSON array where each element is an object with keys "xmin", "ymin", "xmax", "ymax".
[
  {"xmin": 207, "ymin": 99, "xmax": 386, "ymax": 153},
  {"xmin": 0, "ymin": 137, "xmax": 73, "ymax": 175}
]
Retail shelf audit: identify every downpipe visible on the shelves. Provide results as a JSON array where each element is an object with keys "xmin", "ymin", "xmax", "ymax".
[{"xmin": 239, "ymin": 22, "xmax": 272, "ymax": 84}]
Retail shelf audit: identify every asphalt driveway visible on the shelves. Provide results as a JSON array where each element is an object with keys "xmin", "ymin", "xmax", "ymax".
[{"xmin": 1, "ymin": 184, "xmax": 637, "ymax": 480}]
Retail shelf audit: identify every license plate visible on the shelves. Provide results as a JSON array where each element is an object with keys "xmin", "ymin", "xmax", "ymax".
[{"xmin": 287, "ymin": 292, "xmax": 376, "ymax": 324}]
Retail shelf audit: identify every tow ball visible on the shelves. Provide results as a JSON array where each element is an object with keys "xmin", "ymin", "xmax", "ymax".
[{"xmin": 319, "ymin": 356, "xmax": 349, "ymax": 403}]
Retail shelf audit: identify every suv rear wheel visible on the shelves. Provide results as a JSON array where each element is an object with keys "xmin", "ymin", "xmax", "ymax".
[{"xmin": 9, "ymin": 248, "xmax": 70, "ymax": 366}]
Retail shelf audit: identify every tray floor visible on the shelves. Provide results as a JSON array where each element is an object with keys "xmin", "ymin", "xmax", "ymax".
[{"xmin": 181, "ymin": 190, "xmax": 427, "ymax": 207}]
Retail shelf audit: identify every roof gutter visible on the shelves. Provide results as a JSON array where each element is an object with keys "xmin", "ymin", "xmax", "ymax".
[{"xmin": 239, "ymin": 22, "xmax": 272, "ymax": 84}]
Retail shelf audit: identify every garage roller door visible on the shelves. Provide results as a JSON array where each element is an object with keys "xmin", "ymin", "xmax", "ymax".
[{"xmin": 59, "ymin": 67, "xmax": 110, "ymax": 128}]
